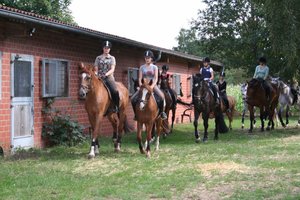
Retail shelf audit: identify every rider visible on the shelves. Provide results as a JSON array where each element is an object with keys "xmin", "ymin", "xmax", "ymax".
[
  {"xmin": 94, "ymin": 40, "xmax": 119, "ymax": 113},
  {"xmin": 216, "ymin": 71, "xmax": 230, "ymax": 112},
  {"xmin": 160, "ymin": 65, "xmax": 176, "ymax": 107},
  {"xmin": 253, "ymin": 56, "xmax": 271, "ymax": 106},
  {"xmin": 131, "ymin": 50, "xmax": 168, "ymax": 120},
  {"xmin": 199, "ymin": 57, "xmax": 220, "ymax": 106}
]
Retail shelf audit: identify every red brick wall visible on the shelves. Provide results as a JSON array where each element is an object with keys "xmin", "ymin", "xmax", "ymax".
[{"xmin": 0, "ymin": 20, "xmax": 198, "ymax": 153}]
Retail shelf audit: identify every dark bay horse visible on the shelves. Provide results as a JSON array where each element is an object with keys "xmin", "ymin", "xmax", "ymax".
[
  {"xmin": 79, "ymin": 63, "xmax": 130, "ymax": 159},
  {"xmin": 160, "ymin": 75, "xmax": 178, "ymax": 133},
  {"xmin": 134, "ymin": 79, "xmax": 163, "ymax": 158},
  {"xmin": 246, "ymin": 78, "xmax": 280, "ymax": 133},
  {"xmin": 193, "ymin": 74, "xmax": 228, "ymax": 143}
]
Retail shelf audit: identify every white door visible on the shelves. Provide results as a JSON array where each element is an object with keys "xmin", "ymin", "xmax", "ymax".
[{"xmin": 11, "ymin": 54, "xmax": 34, "ymax": 150}]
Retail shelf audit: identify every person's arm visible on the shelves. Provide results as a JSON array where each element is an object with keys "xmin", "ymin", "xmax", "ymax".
[
  {"xmin": 105, "ymin": 56, "xmax": 116, "ymax": 77},
  {"xmin": 264, "ymin": 67, "xmax": 269, "ymax": 80},
  {"xmin": 94, "ymin": 57, "xmax": 99, "ymax": 75},
  {"xmin": 152, "ymin": 66, "xmax": 158, "ymax": 89},
  {"xmin": 210, "ymin": 68, "xmax": 214, "ymax": 81},
  {"xmin": 138, "ymin": 66, "xmax": 143, "ymax": 87},
  {"xmin": 253, "ymin": 66, "xmax": 258, "ymax": 78}
]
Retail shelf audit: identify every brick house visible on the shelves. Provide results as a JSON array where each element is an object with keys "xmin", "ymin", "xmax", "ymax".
[{"xmin": 0, "ymin": 5, "xmax": 222, "ymax": 154}]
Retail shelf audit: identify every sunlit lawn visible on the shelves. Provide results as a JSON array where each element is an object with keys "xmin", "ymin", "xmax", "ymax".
[{"xmin": 1, "ymin": 117, "xmax": 300, "ymax": 200}]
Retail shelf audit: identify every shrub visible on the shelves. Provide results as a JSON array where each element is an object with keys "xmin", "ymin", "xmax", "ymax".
[
  {"xmin": 227, "ymin": 84, "xmax": 244, "ymax": 113},
  {"xmin": 42, "ymin": 98, "xmax": 87, "ymax": 147}
]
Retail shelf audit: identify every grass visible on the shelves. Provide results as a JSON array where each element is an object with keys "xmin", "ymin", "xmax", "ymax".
[{"xmin": 1, "ymin": 117, "xmax": 300, "ymax": 200}]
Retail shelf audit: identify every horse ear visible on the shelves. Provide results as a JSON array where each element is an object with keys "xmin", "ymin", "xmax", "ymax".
[{"xmin": 79, "ymin": 62, "xmax": 85, "ymax": 70}]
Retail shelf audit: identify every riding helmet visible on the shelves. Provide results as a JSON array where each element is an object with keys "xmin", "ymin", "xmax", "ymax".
[
  {"xmin": 144, "ymin": 50, "xmax": 154, "ymax": 58},
  {"xmin": 258, "ymin": 56, "xmax": 267, "ymax": 64},
  {"xmin": 162, "ymin": 65, "xmax": 169, "ymax": 71},
  {"xmin": 203, "ymin": 57, "xmax": 210, "ymax": 63},
  {"xmin": 102, "ymin": 40, "xmax": 112, "ymax": 48},
  {"xmin": 220, "ymin": 71, "xmax": 225, "ymax": 77}
]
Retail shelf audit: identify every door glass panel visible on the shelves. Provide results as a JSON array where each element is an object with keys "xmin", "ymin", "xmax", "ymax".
[{"xmin": 14, "ymin": 60, "xmax": 31, "ymax": 97}]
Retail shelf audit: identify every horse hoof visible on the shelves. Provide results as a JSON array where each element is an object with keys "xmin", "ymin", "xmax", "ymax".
[
  {"xmin": 261, "ymin": 128, "xmax": 265, "ymax": 132},
  {"xmin": 214, "ymin": 137, "xmax": 219, "ymax": 140},
  {"xmin": 87, "ymin": 154, "xmax": 95, "ymax": 159},
  {"xmin": 146, "ymin": 151, "xmax": 151, "ymax": 158},
  {"xmin": 195, "ymin": 137, "xmax": 201, "ymax": 143},
  {"xmin": 248, "ymin": 129, "xmax": 252, "ymax": 133},
  {"xmin": 163, "ymin": 134, "xmax": 167, "ymax": 139},
  {"xmin": 202, "ymin": 138, "xmax": 208, "ymax": 143}
]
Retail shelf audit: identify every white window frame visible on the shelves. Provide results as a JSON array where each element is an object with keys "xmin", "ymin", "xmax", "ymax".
[
  {"xmin": 172, "ymin": 73, "xmax": 181, "ymax": 95},
  {"xmin": 128, "ymin": 67, "xmax": 139, "ymax": 96},
  {"xmin": 41, "ymin": 58, "xmax": 69, "ymax": 98}
]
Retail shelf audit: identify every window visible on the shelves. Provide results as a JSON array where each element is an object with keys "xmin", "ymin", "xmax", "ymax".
[
  {"xmin": 42, "ymin": 59, "xmax": 69, "ymax": 97},
  {"xmin": 128, "ymin": 67, "xmax": 139, "ymax": 95},
  {"xmin": 172, "ymin": 73, "xmax": 181, "ymax": 95}
]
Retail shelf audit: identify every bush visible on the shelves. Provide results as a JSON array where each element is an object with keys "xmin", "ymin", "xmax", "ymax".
[
  {"xmin": 227, "ymin": 84, "xmax": 244, "ymax": 113},
  {"xmin": 42, "ymin": 98, "xmax": 87, "ymax": 147}
]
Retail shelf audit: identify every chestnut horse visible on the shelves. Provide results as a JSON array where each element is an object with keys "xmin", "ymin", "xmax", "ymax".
[
  {"xmin": 219, "ymin": 95, "xmax": 236, "ymax": 130},
  {"xmin": 160, "ymin": 76, "xmax": 177, "ymax": 134},
  {"xmin": 134, "ymin": 79, "xmax": 163, "ymax": 158},
  {"xmin": 79, "ymin": 63, "xmax": 129, "ymax": 158},
  {"xmin": 246, "ymin": 78, "xmax": 280, "ymax": 133},
  {"xmin": 193, "ymin": 74, "xmax": 228, "ymax": 143}
]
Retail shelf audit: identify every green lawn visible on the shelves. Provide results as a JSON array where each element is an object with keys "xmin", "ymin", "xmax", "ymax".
[{"xmin": 1, "ymin": 117, "xmax": 300, "ymax": 200}]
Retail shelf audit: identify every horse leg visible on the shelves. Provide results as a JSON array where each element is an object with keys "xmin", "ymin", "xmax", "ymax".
[
  {"xmin": 260, "ymin": 107, "xmax": 265, "ymax": 132},
  {"xmin": 227, "ymin": 112, "xmax": 233, "ymax": 130},
  {"xmin": 145, "ymin": 122, "xmax": 154, "ymax": 158},
  {"xmin": 193, "ymin": 110, "xmax": 201, "ymax": 143},
  {"xmin": 108, "ymin": 113, "xmax": 120, "ymax": 152},
  {"xmin": 88, "ymin": 116, "xmax": 102, "ymax": 159},
  {"xmin": 151, "ymin": 124, "xmax": 156, "ymax": 142},
  {"xmin": 170, "ymin": 107, "xmax": 176, "ymax": 134},
  {"xmin": 248, "ymin": 106, "xmax": 254, "ymax": 133},
  {"xmin": 286, "ymin": 105, "xmax": 289, "ymax": 126},
  {"xmin": 155, "ymin": 119, "xmax": 163, "ymax": 151},
  {"xmin": 241, "ymin": 108, "xmax": 246, "ymax": 129},
  {"xmin": 202, "ymin": 113, "xmax": 209, "ymax": 142},
  {"xmin": 278, "ymin": 105, "xmax": 285, "ymax": 127},
  {"xmin": 214, "ymin": 113, "xmax": 219, "ymax": 140},
  {"xmin": 94, "ymin": 138, "xmax": 100, "ymax": 155},
  {"xmin": 137, "ymin": 122, "xmax": 145, "ymax": 154}
]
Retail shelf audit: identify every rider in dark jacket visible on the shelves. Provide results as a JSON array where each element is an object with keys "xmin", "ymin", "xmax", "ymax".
[{"xmin": 216, "ymin": 72, "xmax": 230, "ymax": 112}]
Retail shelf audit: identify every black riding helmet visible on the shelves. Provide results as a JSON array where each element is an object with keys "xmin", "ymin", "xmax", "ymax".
[
  {"xmin": 258, "ymin": 56, "xmax": 267, "ymax": 64},
  {"xmin": 203, "ymin": 57, "xmax": 210, "ymax": 63},
  {"xmin": 220, "ymin": 71, "xmax": 225, "ymax": 77},
  {"xmin": 162, "ymin": 65, "xmax": 169, "ymax": 71},
  {"xmin": 102, "ymin": 40, "xmax": 112, "ymax": 48},
  {"xmin": 144, "ymin": 50, "xmax": 154, "ymax": 58}
]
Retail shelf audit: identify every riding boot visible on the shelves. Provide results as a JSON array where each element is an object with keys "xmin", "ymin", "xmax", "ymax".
[
  {"xmin": 156, "ymin": 94, "xmax": 167, "ymax": 120},
  {"xmin": 112, "ymin": 92, "xmax": 120, "ymax": 113}
]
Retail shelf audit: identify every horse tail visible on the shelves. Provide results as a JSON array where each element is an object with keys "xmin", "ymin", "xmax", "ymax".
[
  {"xmin": 123, "ymin": 114, "xmax": 134, "ymax": 133},
  {"xmin": 218, "ymin": 112, "xmax": 229, "ymax": 133},
  {"xmin": 176, "ymin": 98, "xmax": 192, "ymax": 106}
]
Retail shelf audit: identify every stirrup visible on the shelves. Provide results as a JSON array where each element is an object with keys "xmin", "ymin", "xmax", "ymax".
[{"xmin": 161, "ymin": 112, "xmax": 167, "ymax": 120}]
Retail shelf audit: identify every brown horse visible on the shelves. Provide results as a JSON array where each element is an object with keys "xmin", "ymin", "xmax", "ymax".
[
  {"xmin": 160, "ymin": 76, "xmax": 177, "ymax": 134},
  {"xmin": 219, "ymin": 95, "xmax": 236, "ymax": 130},
  {"xmin": 246, "ymin": 78, "xmax": 280, "ymax": 133},
  {"xmin": 134, "ymin": 79, "xmax": 163, "ymax": 158},
  {"xmin": 79, "ymin": 63, "xmax": 130, "ymax": 158}
]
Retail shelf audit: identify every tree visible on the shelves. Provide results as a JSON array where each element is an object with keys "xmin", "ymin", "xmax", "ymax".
[
  {"xmin": 174, "ymin": 0, "xmax": 300, "ymax": 80},
  {"xmin": 0, "ymin": 0, "xmax": 75, "ymax": 24}
]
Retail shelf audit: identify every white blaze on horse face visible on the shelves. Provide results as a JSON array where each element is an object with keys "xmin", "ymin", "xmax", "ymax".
[{"xmin": 139, "ymin": 88, "xmax": 148, "ymax": 110}]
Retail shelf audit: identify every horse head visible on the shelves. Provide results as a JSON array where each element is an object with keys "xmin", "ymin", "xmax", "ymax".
[
  {"xmin": 240, "ymin": 83, "xmax": 248, "ymax": 100},
  {"xmin": 193, "ymin": 74, "xmax": 208, "ymax": 100},
  {"xmin": 138, "ymin": 78, "xmax": 154, "ymax": 111},
  {"xmin": 78, "ymin": 62, "xmax": 96, "ymax": 99}
]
